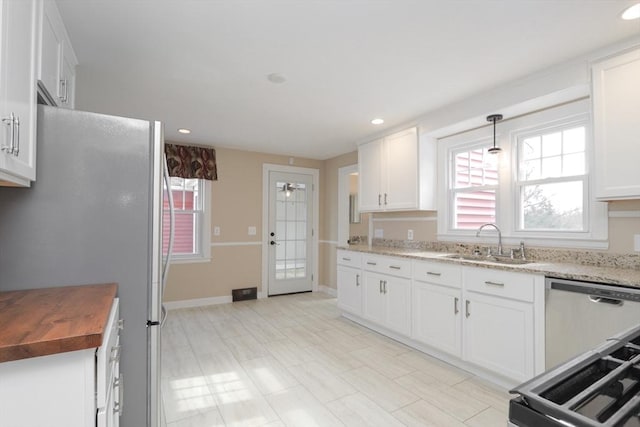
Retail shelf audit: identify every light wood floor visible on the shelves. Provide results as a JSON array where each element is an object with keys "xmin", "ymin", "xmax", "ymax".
[{"xmin": 160, "ymin": 292, "xmax": 511, "ymax": 427}]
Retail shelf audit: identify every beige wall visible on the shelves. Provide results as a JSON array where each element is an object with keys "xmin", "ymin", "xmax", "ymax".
[{"xmin": 164, "ymin": 145, "xmax": 323, "ymax": 302}]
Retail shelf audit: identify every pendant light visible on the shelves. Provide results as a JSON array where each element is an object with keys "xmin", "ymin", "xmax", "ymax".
[{"xmin": 487, "ymin": 114, "xmax": 503, "ymax": 154}]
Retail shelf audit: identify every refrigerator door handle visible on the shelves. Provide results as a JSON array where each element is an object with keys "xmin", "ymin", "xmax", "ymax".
[{"xmin": 160, "ymin": 152, "xmax": 175, "ymax": 326}]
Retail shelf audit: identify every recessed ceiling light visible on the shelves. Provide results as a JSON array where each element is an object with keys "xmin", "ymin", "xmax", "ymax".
[
  {"xmin": 177, "ymin": 128, "xmax": 191, "ymax": 134},
  {"xmin": 267, "ymin": 73, "xmax": 287, "ymax": 84},
  {"xmin": 371, "ymin": 118, "xmax": 384, "ymax": 125},
  {"xmin": 622, "ymin": 3, "xmax": 640, "ymax": 20}
]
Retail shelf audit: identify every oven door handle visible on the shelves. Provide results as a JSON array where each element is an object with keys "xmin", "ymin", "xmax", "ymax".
[{"xmin": 588, "ymin": 295, "xmax": 624, "ymax": 306}]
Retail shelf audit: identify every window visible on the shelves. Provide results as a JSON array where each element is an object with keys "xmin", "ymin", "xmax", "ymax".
[
  {"xmin": 163, "ymin": 177, "xmax": 211, "ymax": 261},
  {"xmin": 451, "ymin": 144, "xmax": 498, "ymax": 230},
  {"xmin": 437, "ymin": 99, "xmax": 608, "ymax": 248},
  {"xmin": 517, "ymin": 123, "xmax": 587, "ymax": 231}
]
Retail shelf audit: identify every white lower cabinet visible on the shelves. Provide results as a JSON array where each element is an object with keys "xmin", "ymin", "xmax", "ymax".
[
  {"xmin": 413, "ymin": 281, "xmax": 462, "ymax": 357},
  {"xmin": 336, "ymin": 249, "xmax": 544, "ymax": 385},
  {"xmin": 0, "ymin": 298, "xmax": 122, "ymax": 427},
  {"xmin": 463, "ymin": 291, "xmax": 534, "ymax": 383},
  {"xmin": 337, "ymin": 249, "xmax": 363, "ymax": 315}
]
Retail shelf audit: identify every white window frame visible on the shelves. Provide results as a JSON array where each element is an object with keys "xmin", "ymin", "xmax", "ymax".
[
  {"xmin": 437, "ymin": 99, "xmax": 608, "ymax": 249},
  {"xmin": 167, "ymin": 178, "xmax": 211, "ymax": 263}
]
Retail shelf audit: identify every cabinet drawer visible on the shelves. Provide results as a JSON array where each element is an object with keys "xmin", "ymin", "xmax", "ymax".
[
  {"xmin": 464, "ymin": 268, "xmax": 535, "ymax": 302},
  {"xmin": 96, "ymin": 298, "xmax": 120, "ymax": 408},
  {"xmin": 413, "ymin": 260, "xmax": 462, "ymax": 288},
  {"xmin": 337, "ymin": 250, "xmax": 362, "ymax": 268},
  {"xmin": 362, "ymin": 254, "xmax": 411, "ymax": 278}
]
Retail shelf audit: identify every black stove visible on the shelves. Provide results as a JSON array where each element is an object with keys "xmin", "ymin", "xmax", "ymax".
[{"xmin": 509, "ymin": 325, "xmax": 640, "ymax": 427}]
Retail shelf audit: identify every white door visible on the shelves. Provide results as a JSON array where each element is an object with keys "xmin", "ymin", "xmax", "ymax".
[{"xmin": 268, "ymin": 171, "xmax": 314, "ymax": 296}]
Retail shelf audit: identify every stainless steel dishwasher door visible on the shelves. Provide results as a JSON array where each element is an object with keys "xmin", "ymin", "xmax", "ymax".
[{"xmin": 545, "ymin": 277, "xmax": 640, "ymax": 370}]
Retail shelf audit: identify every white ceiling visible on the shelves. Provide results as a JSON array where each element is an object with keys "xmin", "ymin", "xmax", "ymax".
[{"xmin": 56, "ymin": 0, "xmax": 640, "ymax": 160}]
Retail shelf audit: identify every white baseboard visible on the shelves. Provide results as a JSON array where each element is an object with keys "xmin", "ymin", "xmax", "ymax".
[
  {"xmin": 164, "ymin": 291, "xmax": 267, "ymax": 310},
  {"xmin": 317, "ymin": 285, "xmax": 337, "ymax": 297}
]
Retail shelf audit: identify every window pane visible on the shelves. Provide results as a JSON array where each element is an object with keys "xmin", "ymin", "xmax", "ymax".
[
  {"xmin": 542, "ymin": 132, "xmax": 562, "ymax": 157},
  {"xmin": 563, "ymin": 127, "xmax": 585, "ymax": 153},
  {"xmin": 541, "ymin": 156, "xmax": 562, "ymax": 178},
  {"xmin": 563, "ymin": 153, "xmax": 585, "ymax": 176},
  {"xmin": 522, "ymin": 159, "xmax": 540, "ymax": 180},
  {"xmin": 522, "ymin": 136, "xmax": 541, "ymax": 160},
  {"xmin": 454, "ymin": 147, "xmax": 498, "ymax": 189},
  {"xmin": 454, "ymin": 190, "xmax": 496, "ymax": 229},
  {"xmin": 521, "ymin": 181, "xmax": 583, "ymax": 230}
]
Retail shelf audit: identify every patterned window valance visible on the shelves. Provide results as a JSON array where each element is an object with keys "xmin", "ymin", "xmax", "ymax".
[{"xmin": 164, "ymin": 143, "xmax": 218, "ymax": 181}]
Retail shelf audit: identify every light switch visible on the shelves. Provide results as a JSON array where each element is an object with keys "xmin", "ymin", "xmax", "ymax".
[
  {"xmin": 213, "ymin": 226, "xmax": 221, "ymax": 236},
  {"xmin": 248, "ymin": 226, "xmax": 257, "ymax": 236},
  {"xmin": 634, "ymin": 234, "xmax": 640, "ymax": 252},
  {"xmin": 407, "ymin": 229, "xmax": 414, "ymax": 240},
  {"xmin": 374, "ymin": 228, "xmax": 383, "ymax": 238}
]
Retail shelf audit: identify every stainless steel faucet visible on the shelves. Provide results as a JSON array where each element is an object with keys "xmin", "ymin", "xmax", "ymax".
[{"xmin": 476, "ymin": 223, "xmax": 503, "ymax": 256}]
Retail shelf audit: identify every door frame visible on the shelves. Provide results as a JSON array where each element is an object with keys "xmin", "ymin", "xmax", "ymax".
[
  {"xmin": 262, "ymin": 164, "xmax": 319, "ymax": 297},
  {"xmin": 337, "ymin": 164, "xmax": 358, "ymax": 247}
]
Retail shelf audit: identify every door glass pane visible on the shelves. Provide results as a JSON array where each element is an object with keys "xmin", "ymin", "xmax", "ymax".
[{"xmin": 275, "ymin": 181, "xmax": 308, "ymax": 280}]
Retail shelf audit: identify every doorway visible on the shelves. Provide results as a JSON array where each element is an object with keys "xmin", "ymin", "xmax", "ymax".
[{"xmin": 262, "ymin": 165, "xmax": 319, "ymax": 296}]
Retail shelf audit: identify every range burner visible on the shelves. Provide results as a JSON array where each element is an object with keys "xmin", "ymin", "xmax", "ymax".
[{"xmin": 510, "ymin": 325, "xmax": 640, "ymax": 427}]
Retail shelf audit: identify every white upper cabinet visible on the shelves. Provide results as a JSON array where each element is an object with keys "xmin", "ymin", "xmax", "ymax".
[
  {"xmin": 38, "ymin": 0, "xmax": 77, "ymax": 109},
  {"xmin": 592, "ymin": 47, "xmax": 640, "ymax": 200},
  {"xmin": 358, "ymin": 127, "xmax": 436, "ymax": 212},
  {"xmin": 0, "ymin": 0, "xmax": 39, "ymax": 186}
]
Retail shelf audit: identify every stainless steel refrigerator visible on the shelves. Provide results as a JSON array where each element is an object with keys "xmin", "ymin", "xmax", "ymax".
[{"xmin": 0, "ymin": 105, "xmax": 171, "ymax": 427}]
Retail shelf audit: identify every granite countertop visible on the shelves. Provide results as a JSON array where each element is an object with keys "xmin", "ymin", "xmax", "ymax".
[
  {"xmin": 0, "ymin": 283, "xmax": 117, "ymax": 363},
  {"xmin": 341, "ymin": 245, "xmax": 640, "ymax": 288}
]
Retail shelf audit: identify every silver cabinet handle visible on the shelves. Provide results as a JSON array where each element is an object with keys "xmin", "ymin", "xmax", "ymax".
[
  {"xmin": 465, "ymin": 300, "xmax": 470, "ymax": 318},
  {"xmin": 342, "ymin": 257, "xmax": 351, "ymax": 261},
  {"xmin": 588, "ymin": 295, "xmax": 623, "ymax": 306},
  {"xmin": 379, "ymin": 280, "xmax": 383, "ymax": 293},
  {"xmin": 484, "ymin": 281, "xmax": 505, "ymax": 287},
  {"xmin": 384, "ymin": 193, "xmax": 388, "ymax": 205},
  {"xmin": 118, "ymin": 319, "xmax": 125, "ymax": 330},
  {"xmin": 454, "ymin": 297, "xmax": 459, "ymax": 314},
  {"xmin": 389, "ymin": 265, "xmax": 401, "ymax": 270},
  {"xmin": 13, "ymin": 116, "xmax": 19, "ymax": 156},
  {"xmin": 356, "ymin": 274, "xmax": 360, "ymax": 287},
  {"xmin": 2, "ymin": 113, "xmax": 15, "ymax": 154},
  {"xmin": 427, "ymin": 271, "xmax": 441, "ymax": 277},
  {"xmin": 367, "ymin": 261, "xmax": 377, "ymax": 266},
  {"xmin": 114, "ymin": 375, "xmax": 124, "ymax": 416},
  {"xmin": 384, "ymin": 280, "xmax": 387, "ymax": 294},
  {"xmin": 59, "ymin": 79, "xmax": 68, "ymax": 103},
  {"xmin": 110, "ymin": 345, "xmax": 122, "ymax": 363}
]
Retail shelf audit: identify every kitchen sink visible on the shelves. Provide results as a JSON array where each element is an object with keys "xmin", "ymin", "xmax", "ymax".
[{"xmin": 441, "ymin": 253, "xmax": 532, "ymax": 265}]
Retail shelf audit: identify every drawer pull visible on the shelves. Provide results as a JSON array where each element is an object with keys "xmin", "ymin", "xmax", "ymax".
[
  {"xmin": 484, "ymin": 280, "xmax": 505, "ymax": 287},
  {"xmin": 114, "ymin": 375, "xmax": 124, "ymax": 416},
  {"xmin": 383, "ymin": 280, "xmax": 387, "ymax": 294},
  {"xmin": 342, "ymin": 257, "xmax": 351, "ymax": 261},
  {"xmin": 427, "ymin": 271, "xmax": 441, "ymax": 277},
  {"xmin": 367, "ymin": 261, "xmax": 377, "ymax": 266},
  {"xmin": 465, "ymin": 300, "xmax": 471, "ymax": 318},
  {"xmin": 110, "ymin": 345, "xmax": 122, "ymax": 363},
  {"xmin": 389, "ymin": 265, "xmax": 401, "ymax": 270},
  {"xmin": 356, "ymin": 274, "xmax": 360, "ymax": 287},
  {"xmin": 454, "ymin": 297, "xmax": 459, "ymax": 314},
  {"xmin": 118, "ymin": 319, "xmax": 124, "ymax": 330},
  {"xmin": 379, "ymin": 280, "xmax": 383, "ymax": 293}
]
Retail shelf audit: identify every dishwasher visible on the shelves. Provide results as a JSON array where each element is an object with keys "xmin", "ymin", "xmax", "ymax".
[{"xmin": 545, "ymin": 276, "xmax": 640, "ymax": 370}]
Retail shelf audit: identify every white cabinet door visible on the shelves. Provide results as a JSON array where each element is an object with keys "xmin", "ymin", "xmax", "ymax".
[
  {"xmin": 413, "ymin": 281, "xmax": 462, "ymax": 357},
  {"xmin": 358, "ymin": 138, "xmax": 383, "ymax": 211},
  {"xmin": 384, "ymin": 275, "xmax": 411, "ymax": 336},
  {"xmin": 38, "ymin": 0, "xmax": 77, "ymax": 109},
  {"xmin": 463, "ymin": 292, "xmax": 535, "ymax": 383},
  {"xmin": 593, "ymin": 47, "xmax": 640, "ymax": 200},
  {"xmin": 337, "ymin": 265, "xmax": 362, "ymax": 316},
  {"xmin": 384, "ymin": 127, "xmax": 418, "ymax": 210},
  {"xmin": 362, "ymin": 271, "xmax": 386, "ymax": 324},
  {"xmin": 0, "ymin": 0, "xmax": 38, "ymax": 185}
]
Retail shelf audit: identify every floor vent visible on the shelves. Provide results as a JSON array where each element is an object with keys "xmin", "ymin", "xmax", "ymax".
[{"xmin": 232, "ymin": 287, "xmax": 257, "ymax": 302}]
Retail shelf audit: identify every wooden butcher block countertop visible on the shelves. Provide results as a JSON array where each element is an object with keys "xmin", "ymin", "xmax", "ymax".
[{"xmin": 0, "ymin": 283, "xmax": 117, "ymax": 363}]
